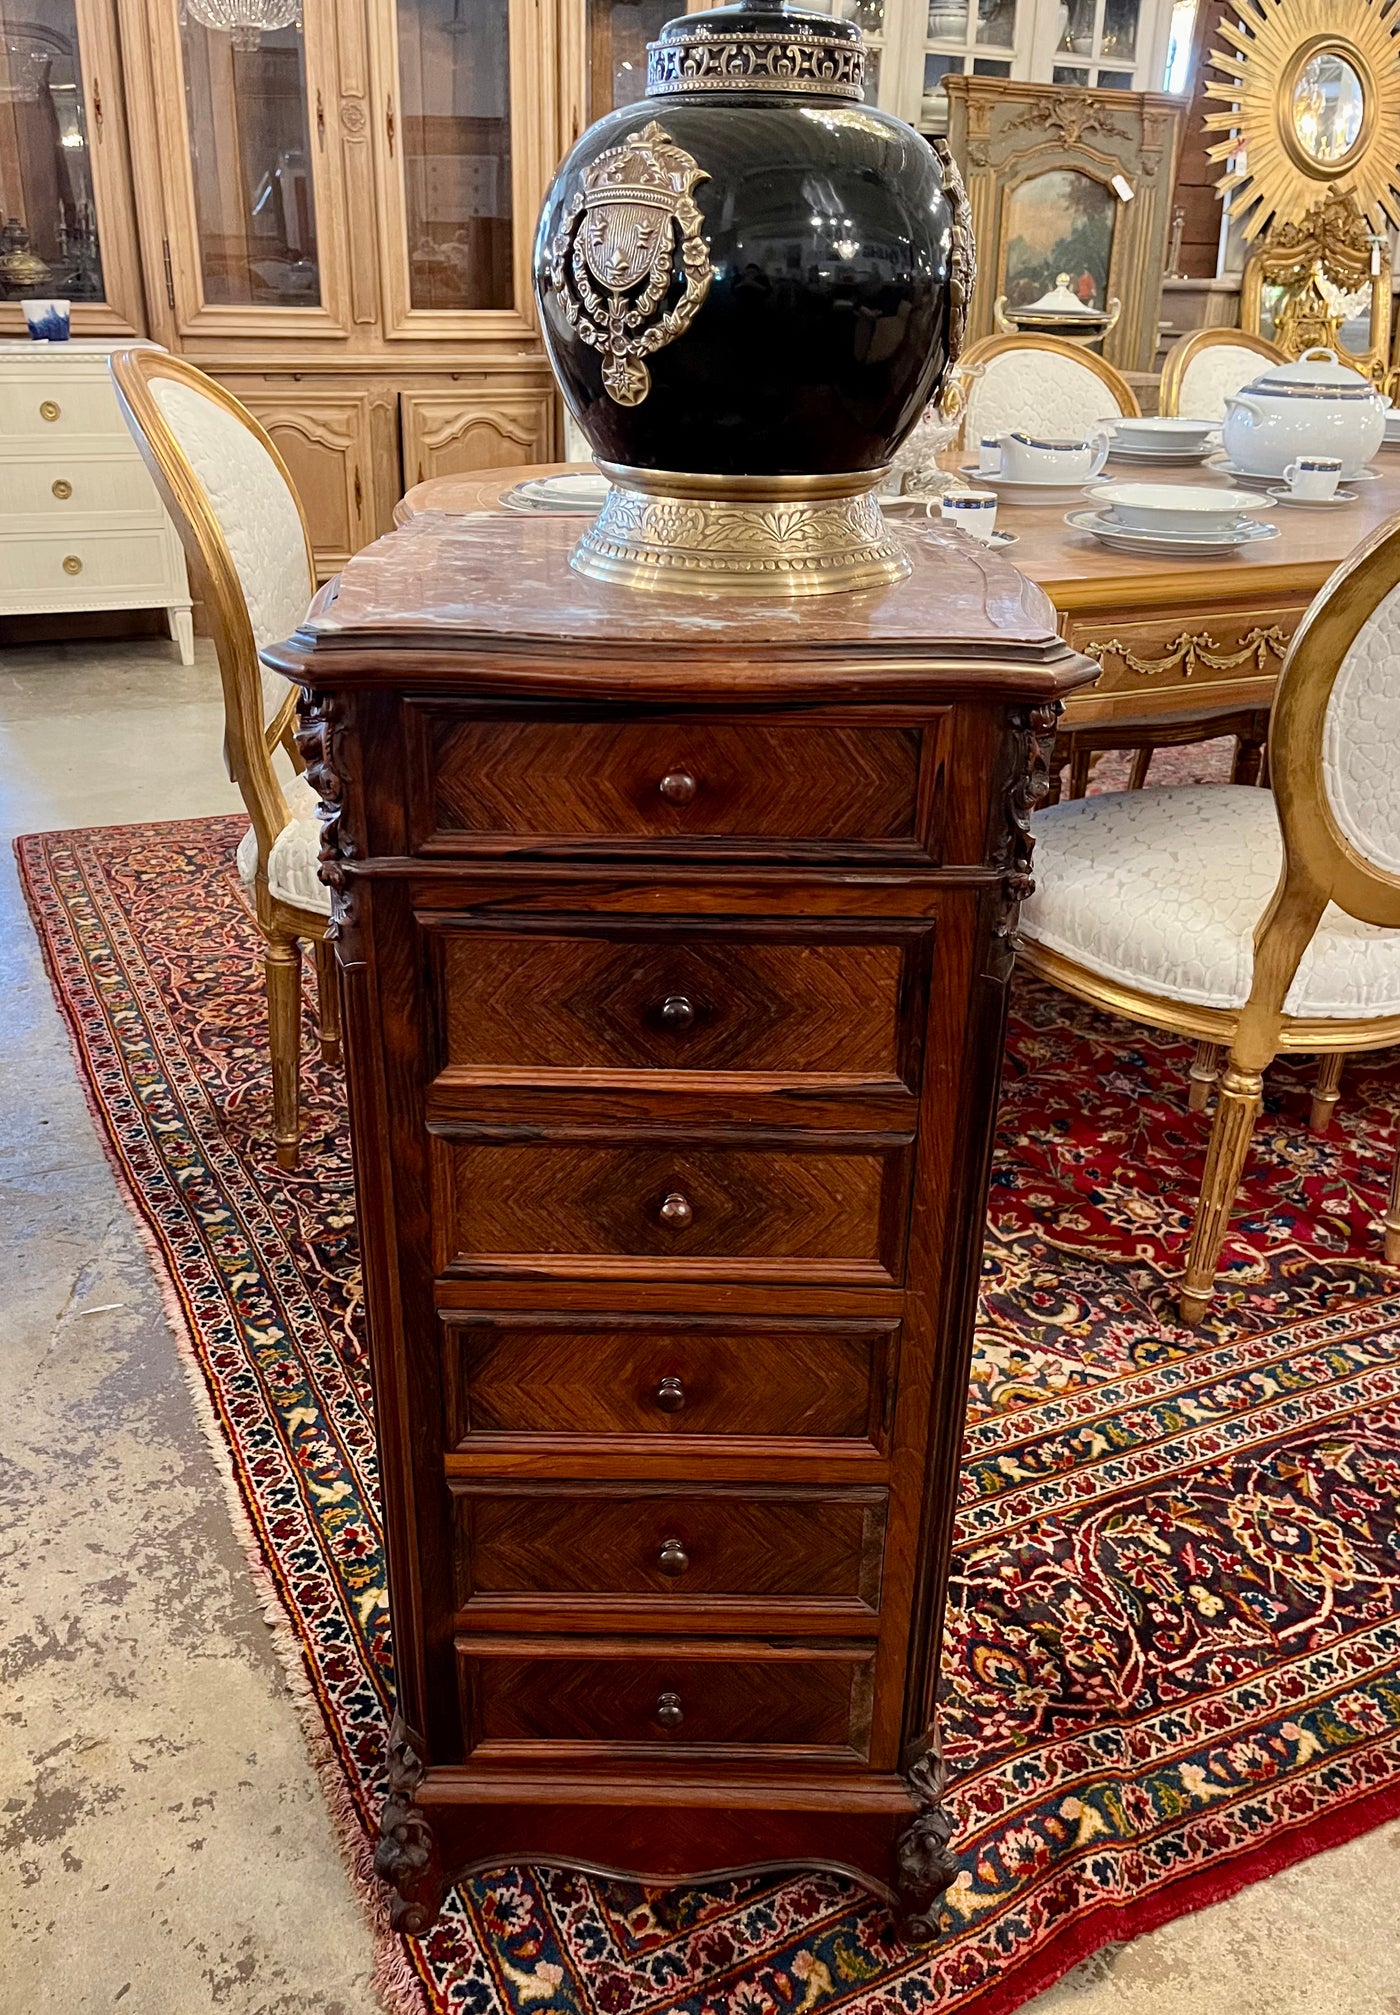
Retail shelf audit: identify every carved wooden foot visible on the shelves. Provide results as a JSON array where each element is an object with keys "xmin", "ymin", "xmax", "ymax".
[
  {"xmin": 374, "ymin": 1714, "xmax": 447, "ymax": 1935},
  {"xmin": 894, "ymin": 1737, "xmax": 959, "ymax": 1941}
]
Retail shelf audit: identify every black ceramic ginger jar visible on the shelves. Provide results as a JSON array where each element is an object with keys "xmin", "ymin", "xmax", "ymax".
[{"xmin": 532, "ymin": 0, "xmax": 975, "ymax": 595}]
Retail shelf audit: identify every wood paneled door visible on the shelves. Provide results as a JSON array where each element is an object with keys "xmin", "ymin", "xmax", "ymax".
[{"xmin": 399, "ymin": 385, "xmax": 556, "ymax": 487}]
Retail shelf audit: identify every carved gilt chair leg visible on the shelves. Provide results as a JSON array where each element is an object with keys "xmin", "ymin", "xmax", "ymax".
[
  {"xmin": 1179, "ymin": 1061, "xmax": 1266, "ymax": 1325},
  {"xmin": 1127, "ymin": 746, "xmax": 1153, "ymax": 791},
  {"xmin": 315, "ymin": 934, "xmax": 342, "ymax": 1065},
  {"xmin": 1309, "ymin": 1051, "xmax": 1345, "ymax": 1134},
  {"xmin": 1384, "ymin": 1132, "xmax": 1400, "ymax": 1266},
  {"xmin": 264, "ymin": 934, "xmax": 303, "ymax": 1171},
  {"xmin": 1188, "ymin": 1040, "xmax": 1224, "ymax": 1112}
]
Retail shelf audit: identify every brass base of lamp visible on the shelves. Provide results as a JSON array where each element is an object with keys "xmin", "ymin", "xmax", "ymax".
[{"xmin": 571, "ymin": 464, "xmax": 910, "ymax": 597}]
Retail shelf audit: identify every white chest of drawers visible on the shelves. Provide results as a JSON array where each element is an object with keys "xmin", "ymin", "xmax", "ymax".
[{"xmin": 0, "ymin": 340, "xmax": 193, "ymax": 663}]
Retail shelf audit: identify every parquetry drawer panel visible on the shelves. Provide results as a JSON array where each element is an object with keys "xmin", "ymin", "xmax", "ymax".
[
  {"xmin": 451, "ymin": 1485, "xmax": 887, "ymax": 1608},
  {"xmin": 440, "ymin": 1311, "xmax": 896, "ymax": 1445},
  {"xmin": 434, "ymin": 1137, "xmax": 911, "ymax": 1282},
  {"xmin": 456, "ymin": 1637, "xmax": 874, "ymax": 1758},
  {"xmin": 410, "ymin": 711, "xmax": 941, "ymax": 858},
  {"xmin": 437, "ymin": 925, "xmax": 923, "ymax": 1083}
]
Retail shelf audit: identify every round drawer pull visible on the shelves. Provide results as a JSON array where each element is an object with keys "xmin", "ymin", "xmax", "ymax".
[
  {"xmin": 658, "ymin": 769, "xmax": 697, "ymax": 806},
  {"xmin": 39, "ymin": 399, "xmax": 60, "ymax": 423},
  {"xmin": 657, "ymin": 1537, "xmax": 690, "ymax": 1577},
  {"xmin": 658, "ymin": 1191, "xmax": 693, "ymax": 1230},
  {"xmin": 659, "ymin": 994, "xmax": 695, "ymax": 1029},
  {"xmin": 51, "ymin": 478, "xmax": 72, "ymax": 501},
  {"xmin": 655, "ymin": 1691, "xmax": 684, "ymax": 1729},
  {"xmin": 62, "ymin": 554, "xmax": 83, "ymax": 576},
  {"xmin": 655, "ymin": 1375, "xmax": 686, "ymax": 1413}
]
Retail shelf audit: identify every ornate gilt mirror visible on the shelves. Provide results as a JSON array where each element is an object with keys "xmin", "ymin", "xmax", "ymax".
[{"xmin": 1203, "ymin": 0, "xmax": 1400, "ymax": 383}]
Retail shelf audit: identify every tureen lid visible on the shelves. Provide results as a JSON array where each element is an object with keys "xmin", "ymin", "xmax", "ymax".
[
  {"xmin": 647, "ymin": 0, "xmax": 866, "ymax": 102},
  {"xmin": 1251, "ymin": 346, "xmax": 1377, "ymax": 397}
]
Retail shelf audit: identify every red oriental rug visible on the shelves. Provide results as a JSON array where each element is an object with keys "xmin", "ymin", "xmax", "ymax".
[{"xmin": 16, "ymin": 809, "xmax": 1400, "ymax": 2015}]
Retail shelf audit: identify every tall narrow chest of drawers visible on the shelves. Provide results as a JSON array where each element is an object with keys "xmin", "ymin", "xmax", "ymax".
[
  {"xmin": 269, "ymin": 507, "xmax": 1096, "ymax": 1936},
  {"xmin": 0, "ymin": 341, "xmax": 192, "ymax": 659}
]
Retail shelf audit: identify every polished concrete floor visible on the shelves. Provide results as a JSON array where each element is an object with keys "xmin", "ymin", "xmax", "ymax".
[{"xmin": 1, "ymin": 634, "xmax": 1397, "ymax": 2015}]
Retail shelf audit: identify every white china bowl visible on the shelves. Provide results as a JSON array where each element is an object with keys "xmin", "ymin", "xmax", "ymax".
[
  {"xmin": 1085, "ymin": 481, "xmax": 1263, "ymax": 536},
  {"xmin": 1103, "ymin": 416, "xmax": 1216, "ymax": 451}
]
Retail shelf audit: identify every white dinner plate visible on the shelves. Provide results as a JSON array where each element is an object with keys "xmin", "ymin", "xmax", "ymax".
[
  {"xmin": 1207, "ymin": 455, "xmax": 1380, "ymax": 486},
  {"xmin": 501, "ymin": 472, "xmax": 610, "ymax": 514},
  {"xmin": 1065, "ymin": 508, "xmax": 1280, "ymax": 558},
  {"xmin": 1107, "ymin": 446, "xmax": 1216, "ymax": 467},
  {"xmin": 969, "ymin": 469, "xmax": 1095, "ymax": 502}
]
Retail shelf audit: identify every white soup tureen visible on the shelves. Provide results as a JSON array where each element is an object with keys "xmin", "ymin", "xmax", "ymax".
[{"xmin": 1220, "ymin": 346, "xmax": 1387, "ymax": 478}]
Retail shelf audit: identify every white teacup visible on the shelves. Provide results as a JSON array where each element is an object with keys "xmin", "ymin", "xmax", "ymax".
[
  {"xmin": 941, "ymin": 489, "xmax": 998, "ymax": 541},
  {"xmin": 976, "ymin": 435, "xmax": 1002, "ymax": 474},
  {"xmin": 1283, "ymin": 456, "xmax": 1343, "ymax": 500},
  {"xmin": 1001, "ymin": 428, "xmax": 1110, "ymax": 484}
]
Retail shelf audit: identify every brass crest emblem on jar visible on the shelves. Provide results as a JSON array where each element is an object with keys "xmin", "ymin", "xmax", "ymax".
[{"xmin": 547, "ymin": 120, "xmax": 712, "ymax": 408}]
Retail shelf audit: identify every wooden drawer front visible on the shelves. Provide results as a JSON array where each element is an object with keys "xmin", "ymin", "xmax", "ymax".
[
  {"xmin": 0, "ymin": 455, "xmax": 160, "ymax": 523},
  {"xmin": 0, "ymin": 529, "xmax": 178, "ymax": 600},
  {"xmin": 441, "ymin": 1312, "xmax": 894, "ymax": 1445},
  {"xmin": 436, "ymin": 1138, "xmax": 910, "ymax": 1283},
  {"xmin": 453, "ymin": 1486, "xmax": 886, "ymax": 1608},
  {"xmin": 457, "ymin": 1638, "xmax": 873, "ymax": 1758},
  {"xmin": 0, "ymin": 378, "xmax": 131, "ymax": 443},
  {"xmin": 439, "ymin": 926, "xmax": 921, "ymax": 1085},
  {"xmin": 416, "ymin": 713, "xmax": 933, "ymax": 857}
]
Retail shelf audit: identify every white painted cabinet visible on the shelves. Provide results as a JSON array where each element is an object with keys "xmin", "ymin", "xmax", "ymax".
[{"xmin": 0, "ymin": 340, "xmax": 193, "ymax": 661}]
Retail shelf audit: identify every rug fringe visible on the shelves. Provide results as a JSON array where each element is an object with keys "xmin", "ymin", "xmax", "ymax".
[{"xmin": 13, "ymin": 835, "xmax": 434, "ymax": 2015}]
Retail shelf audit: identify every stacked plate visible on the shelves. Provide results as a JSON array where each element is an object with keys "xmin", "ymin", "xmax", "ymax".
[
  {"xmin": 1382, "ymin": 408, "xmax": 1400, "ymax": 450},
  {"xmin": 1070, "ymin": 481, "xmax": 1279, "ymax": 557},
  {"xmin": 1206, "ymin": 453, "xmax": 1380, "ymax": 486},
  {"xmin": 1101, "ymin": 416, "xmax": 1218, "ymax": 467},
  {"xmin": 501, "ymin": 471, "xmax": 610, "ymax": 514}
]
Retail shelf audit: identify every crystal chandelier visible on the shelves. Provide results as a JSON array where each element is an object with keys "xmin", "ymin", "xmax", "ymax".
[{"xmin": 180, "ymin": 0, "xmax": 303, "ymax": 53}]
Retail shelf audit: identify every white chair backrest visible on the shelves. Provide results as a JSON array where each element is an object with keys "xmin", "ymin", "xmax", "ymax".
[
  {"xmin": 964, "ymin": 346, "xmax": 1129, "ymax": 442},
  {"xmin": 1174, "ymin": 341, "xmax": 1275, "ymax": 422},
  {"xmin": 1321, "ymin": 577, "xmax": 1400, "ymax": 877},
  {"xmin": 150, "ymin": 376, "xmax": 313, "ymax": 726}
]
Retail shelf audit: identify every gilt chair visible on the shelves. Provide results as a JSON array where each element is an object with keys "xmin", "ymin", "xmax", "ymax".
[
  {"xmin": 1018, "ymin": 513, "xmax": 1400, "ymax": 1324},
  {"xmin": 956, "ymin": 332, "xmax": 1140, "ymax": 445},
  {"xmin": 1159, "ymin": 326, "xmax": 1286, "ymax": 420},
  {"xmin": 110, "ymin": 349, "xmax": 334, "ymax": 1171}
]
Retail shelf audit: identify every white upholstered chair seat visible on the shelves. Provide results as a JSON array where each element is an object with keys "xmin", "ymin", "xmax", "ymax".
[
  {"xmin": 1021, "ymin": 785, "xmax": 1400, "ymax": 1019},
  {"xmin": 236, "ymin": 774, "xmax": 329, "ymax": 914}
]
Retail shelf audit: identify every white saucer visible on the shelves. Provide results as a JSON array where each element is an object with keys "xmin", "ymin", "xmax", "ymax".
[
  {"xmin": 1264, "ymin": 487, "xmax": 1359, "ymax": 509},
  {"xmin": 1066, "ymin": 508, "xmax": 1280, "ymax": 558},
  {"xmin": 1208, "ymin": 455, "xmax": 1380, "ymax": 486},
  {"xmin": 1107, "ymin": 446, "xmax": 1215, "ymax": 467}
]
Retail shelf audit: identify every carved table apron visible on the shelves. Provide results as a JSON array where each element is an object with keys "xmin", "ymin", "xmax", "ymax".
[{"xmin": 266, "ymin": 507, "xmax": 1097, "ymax": 1937}]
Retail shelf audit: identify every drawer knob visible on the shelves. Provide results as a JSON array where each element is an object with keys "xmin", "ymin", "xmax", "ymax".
[
  {"xmin": 658, "ymin": 1191, "xmax": 693, "ymax": 1230},
  {"xmin": 39, "ymin": 399, "xmax": 60, "ymax": 423},
  {"xmin": 658, "ymin": 770, "xmax": 697, "ymax": 806},
  {"xmin": 62, "ymin": 554, "xmax": 83, "ymax": 576},
  {"xmin": 657, "ymin": 1537, "xmax": 690, "ymax": 1577},
  {"xmin": 655, "ymin": 1375, "xmax": 686, "ymax": 1413},
  {"xmin": 659, "ymin": 994, "xmax": 695, "ymax": 1030},
  {"xmin": 52, "ymin": 478, "xmax": 72, "ymax": 501},
  {"xmin": 655, "ymin": 1691, "xmax": 684, "ymax": 1729}
]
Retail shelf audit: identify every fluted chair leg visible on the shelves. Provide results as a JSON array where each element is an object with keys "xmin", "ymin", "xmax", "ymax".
[
  {"xmin": 1309, "ymin": 1052, "xmax": 1344, "ymax": 1134},
  {"xmin": 315, "ymin": 935, "xmax": 341, "ymax": 1065},
  {"xmin": 1179, "ymin": 1062, "xmax": 1265, "ymax": 1325},
  {"xmin": 1188, "ymin": 1041, "xmax": 1224, "ymax": 1112},
  {"xmin": 1385, "ymin": 1135, "xmax": 1400, "ymax": 1266},
  {"xmin": 265, "ymin": 935, "xmax": 303, "ymax": 1171}
]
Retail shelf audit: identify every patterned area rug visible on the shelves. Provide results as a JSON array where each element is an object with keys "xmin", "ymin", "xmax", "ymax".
[{"xmin": 17, "ymin": 810, "xmax": 1400, "ymax": 2015}]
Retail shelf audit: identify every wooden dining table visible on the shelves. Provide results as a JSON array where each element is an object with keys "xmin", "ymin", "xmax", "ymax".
[{"xmin": 396, "ymin": 453, "xmax": 1400, "ymax": 786}]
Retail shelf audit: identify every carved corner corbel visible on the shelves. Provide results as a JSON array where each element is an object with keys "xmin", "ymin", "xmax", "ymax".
[
  {"xmin": 373, "ymin": 1713, "xmax": 446, "ymax": 1935},
  {"xmin": 988, "ymin": 700, "xmax": 1061, "ymax": 981},
  {"xmin": 893, "ymin": 1732, "xmax": 959, "ymax": 1941},
  {"xmin": 293, "ymin": 688, "xmax": 360, "ymax": 959}
]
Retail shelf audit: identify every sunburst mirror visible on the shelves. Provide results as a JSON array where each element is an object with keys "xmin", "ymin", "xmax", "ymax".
[{"xmin": 1203, "ymin": 0, "xmax": 1400, "ymax": 239}]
